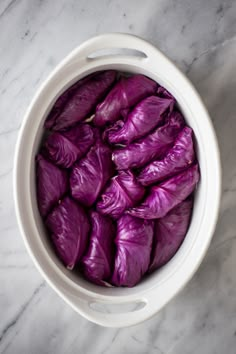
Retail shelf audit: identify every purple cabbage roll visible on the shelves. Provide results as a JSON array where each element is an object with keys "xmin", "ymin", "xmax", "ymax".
[
  {"xmin": 112, "ymin": 111, "xmax": 185, "ymax": 170},
  {"xmin": 138, "ymin": 126, "xmax": 195, "ymax": 185},
  {"xmin": 97, "ymin": 170, "xmax": 145, "ymax": 219},
  {"xmin": 43, "ymin": 124, "xmax": 95, "ymax": 168},
  {"xmin": 46, "ymin": 197, "xmax": 90, "ymax": 269},
  {"xmin": 45, "ymin": 70, "xmax": 116, "ymax": 131},
  {"xmin": 149, "ymin": 198, "xmax": 193, "ymax": 272},
  {"xmin": 94, "ymin": 75, "xmax": 157, "ymax": 126},
  {"xmin": 111, "ymin": 215, "xmax": 154, "ymax": 287},
  {"xmin": 36, "ymin": 154, "xmax": 68, "ymax": 218},
  {"xmin": 106, "ymin": 95, "xmax": 174, "ymax": 145},
  {"xmin": 70, "ymin": 141, "xmax": 114, "ymax": 207},
  {"xmin": 45, "ymin": 73, "xmax": 96, "ymax": 127},
  {"xmin": 82, "ymin": 211, "xmax": 115, "ymax": 285},
  {"xmin": 127, "ymin": 164, "xmax": 199, "ymax": 219}
]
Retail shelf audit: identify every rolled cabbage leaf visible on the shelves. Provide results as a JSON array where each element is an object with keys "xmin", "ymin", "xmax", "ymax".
[
  {"xmin": 82, "ymin": 211, "xmax": 115, "ymax": 285},
  {"xmin": 112, "ymin": 214, "xmax": 154, "ymax": 287},
  {"xmin": 127, "ymin": 164, "xmax": 199, "ymax": 219},
  {"xmin": 94, "ymin": 75, "xmax": 157, "ymax": 126},
  {"xmin": 70, "ymin": 141, "xmax": 114, "ymax": 207},
  {"xmin": 36, "ymin": 154, "xmax": 68, "ymax": 217},
  {"xmin": 112, "ymin": 111, "xmax": 185, "ymax": 170},
  {"xmin": 97, "ymin": 170, "xmax": 145, "ymax": 219},
  {"xmin": 138, "ymin": 126, "xmax": 195, "ymax": 185},
  {"xmin": 149, "ymin": 199, "xmax": 193, "ymax": 272},
  {"xmin": 107, "ymin": 95, "xmax": 174, "ymax": 144},
  {"xmin": 45, "ymin": 70, "xmax": 116, "ymax": 131},
  {"xmin": 43, "ymin": 124, "xmax": 95, "ymax": 168},
  {"xmin": 46, "ymin": 197, "xmax": 90, "ymax": 269}
]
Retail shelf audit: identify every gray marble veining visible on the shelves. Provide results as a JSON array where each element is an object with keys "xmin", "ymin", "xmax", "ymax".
[{"xmin": 1, "ymin": 0, "xmax": 236, "ymax": 353}]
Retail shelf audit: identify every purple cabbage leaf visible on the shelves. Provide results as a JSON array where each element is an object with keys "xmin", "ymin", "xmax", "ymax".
[
  {"xmin": 106, "ymin": 95, "xmax": 174, "ymax": 145},
  {"xmin": 112, "ymin": 111, "xmax": 185, "ymax": 170},
  {"xmin": 138, "ymin": 126, "xmax": 195, "ymax": 185},
  {"xmin": 112, "ymin": 214, "xmax": 154, "ymax": 287},
  {"xmin": 82, "ymin": 211, "xmax": 115, "ymax": 285},
  {"xmin": 45, "ymin": 70, "xmax": 116, "ymax": 131},
  {"xmin": 43, "ymin": 124, "xmax": 95, "ymax": 168},
  {"xmin": 36, "ymin": 154, "xmax": 68, "ymax": 217},
  {"xmin": 127, "ymin": 164, "xmax": 199, "ymax": 219},
  {"xmin": 149, "ymin": 198, "xmax": 193, "ymax": 272},
  {"xmin": 44, "ymin": 73, "xmax": 97, "ymax": 128},
  {"xmin": 46, "ymin": 196, "xmax": 90, "ymax": 269},
  {"xmin": 97, "ymin": 170, "xmax": 145, "ymax": 219},
  {"xmin": 94, "ymin": 75, "xmax": 157, "ymax": 126},
  {"xmin": 70, "ymin": 141, "xmax": 114, "ymax": 207}
]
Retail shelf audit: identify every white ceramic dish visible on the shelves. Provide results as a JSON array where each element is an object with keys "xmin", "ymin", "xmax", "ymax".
[{"xmin": 13, "ymin": 33, "xmax": 221, "ymax": 328}]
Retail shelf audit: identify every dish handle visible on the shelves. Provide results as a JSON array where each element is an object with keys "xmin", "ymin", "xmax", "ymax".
[
  {"xmin": 61, "ymin": 33, "xmax": 166, "ymax": 66},
  {"xmin": 62, "ymin": 287, "xmax": 166, "ymax": 328}
]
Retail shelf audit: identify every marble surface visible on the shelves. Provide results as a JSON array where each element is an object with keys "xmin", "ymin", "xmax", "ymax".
[{"xmin": 0, "ymin": 0, "xmax": 236, "ymax": 353}]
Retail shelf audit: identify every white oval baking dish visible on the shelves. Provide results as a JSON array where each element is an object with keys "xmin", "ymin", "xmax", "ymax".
[{"xmin": 13, "ymin": 33, "xmax": 221, "ymax": 328}]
